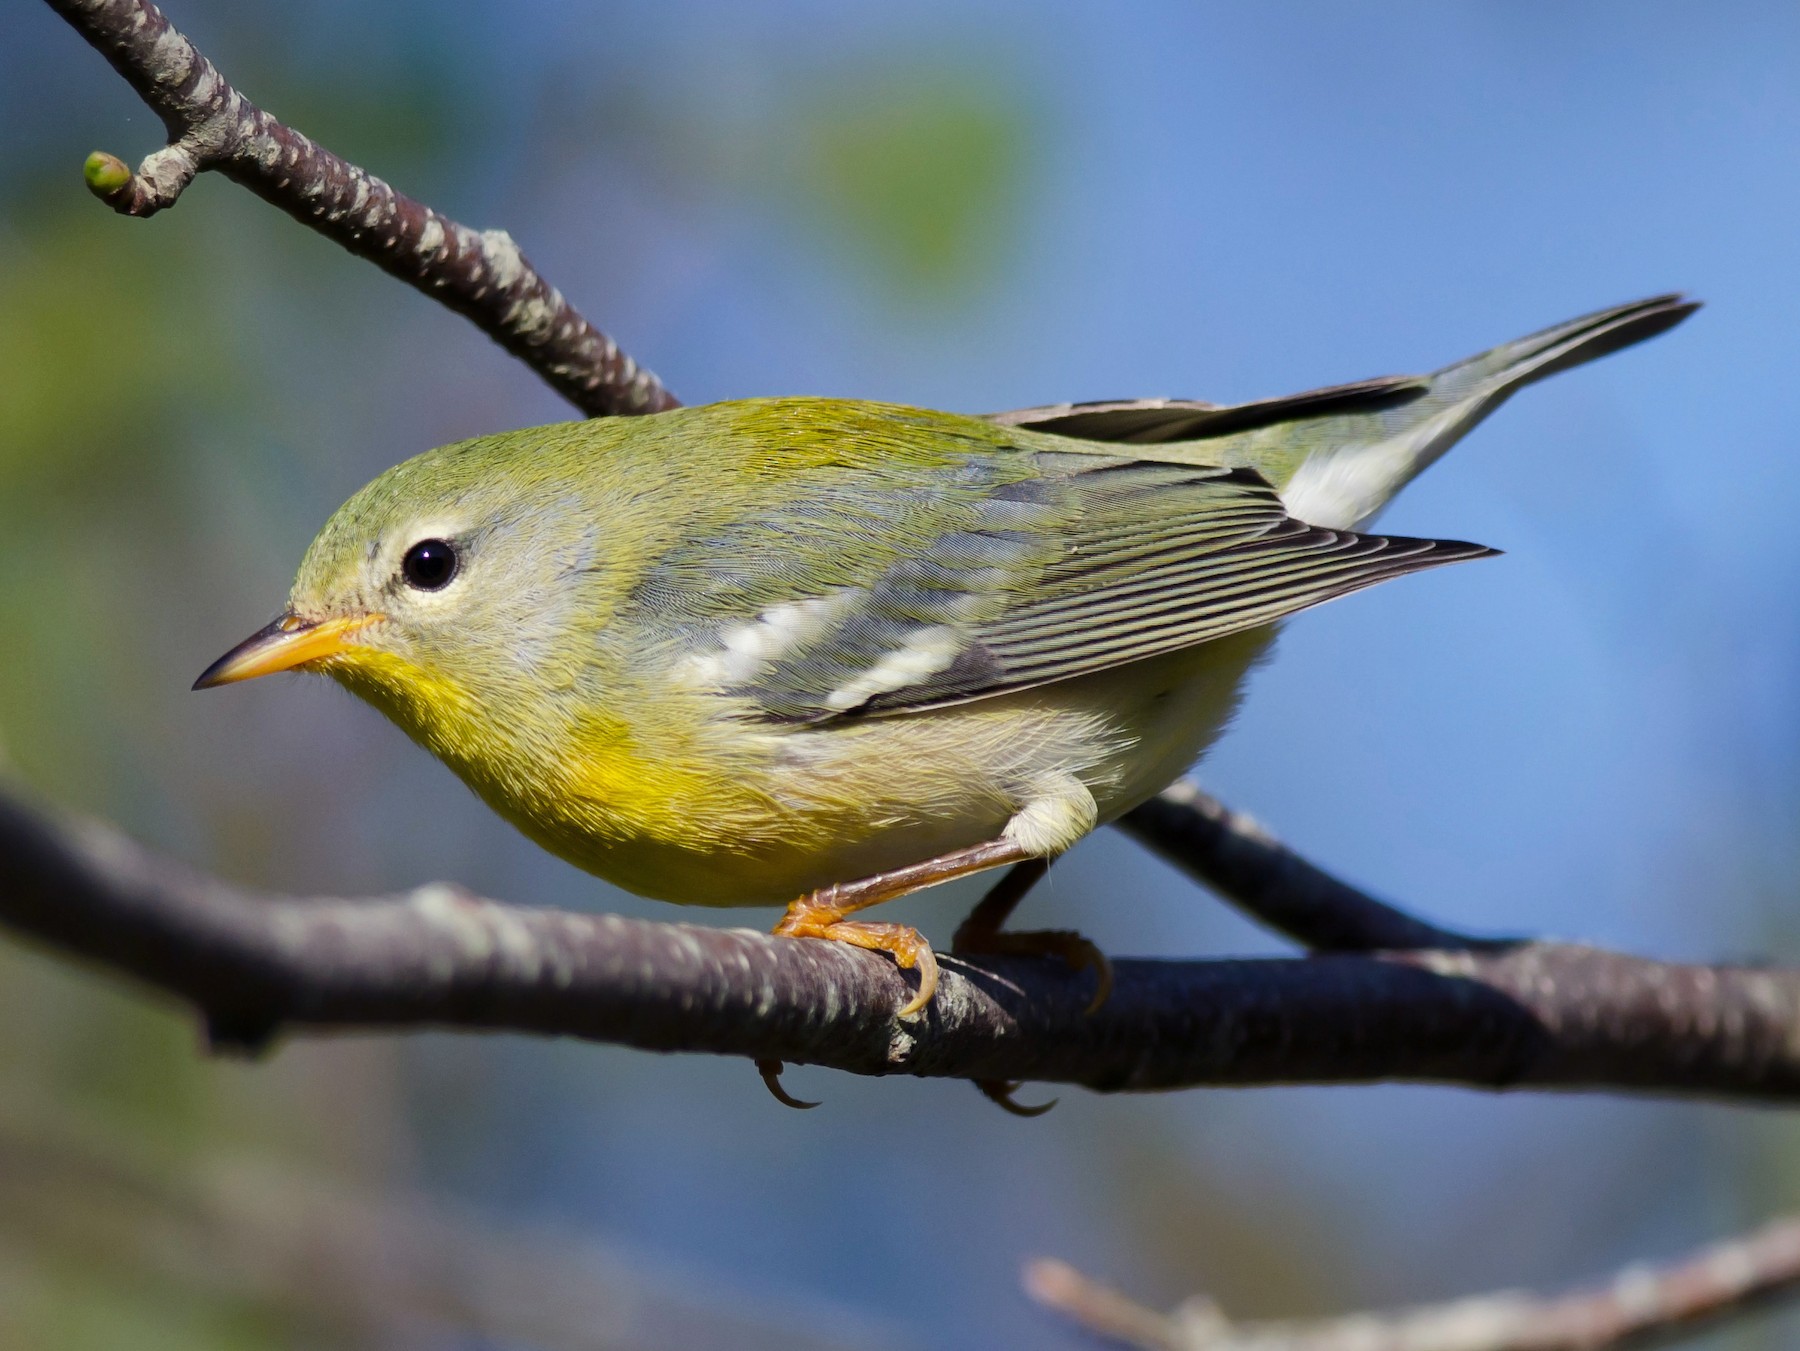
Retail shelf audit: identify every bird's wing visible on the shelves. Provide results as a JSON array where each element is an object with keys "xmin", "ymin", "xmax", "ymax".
[{"xmin": 658, "ymin": 436, "xmax": 1493, "ymax": 724}]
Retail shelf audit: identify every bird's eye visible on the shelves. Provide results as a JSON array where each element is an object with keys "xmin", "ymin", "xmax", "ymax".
[{"xmin": 400, "ymin": 538, "xmax": 459, "ymax": 590}]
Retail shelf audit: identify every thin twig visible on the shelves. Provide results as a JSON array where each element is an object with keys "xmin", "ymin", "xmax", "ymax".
[
  {"xmin": 4, "ymin": 787, "xmax": 1800, "ymax": 1099},
  {"xmin": 1025, "ymin": 1216, "xmax": 1800, "ymax": 1350},
  {"xmin": 45, "ymin": 0, "xmax": 676, "ymax": 417},
  {"xmin": 1119, "ymin": 781, "xmax": 1481, "ymax": 951}
]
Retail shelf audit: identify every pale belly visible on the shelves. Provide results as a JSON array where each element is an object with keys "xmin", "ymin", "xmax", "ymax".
[{"xmin": 555, "ymin": 627, "xmax": 1277, "ymax": 908}]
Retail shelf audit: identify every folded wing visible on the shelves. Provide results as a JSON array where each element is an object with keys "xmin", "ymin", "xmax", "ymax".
[{"xmin": 735, "ymin": 451, "xmax": 1493, "ymax": 722}]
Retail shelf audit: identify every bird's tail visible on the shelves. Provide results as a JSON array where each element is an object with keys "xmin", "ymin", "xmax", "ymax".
[
  {"xmin": 1426, "ymin": 292, "xmax": 1697, "ymax": 416},
  {"xmin": 1279, "ymin": 293, "xmax": 1698, "ymax": 529}
]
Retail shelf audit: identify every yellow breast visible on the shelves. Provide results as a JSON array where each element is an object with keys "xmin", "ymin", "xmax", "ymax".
[{"xmin": 329, "ymin": 630, "xmax": 1272, "ymax": 909}]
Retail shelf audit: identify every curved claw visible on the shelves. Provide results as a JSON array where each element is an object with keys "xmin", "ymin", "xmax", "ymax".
[
  {"xmin": 976, "ymin": 1079, "xmax": 1057, "ymax": 1117},
  {"xmin": 822, "ymin": 919, "xmax": 939, "ymax": 1017},
  {"xmin": 756, "ymin": 1058, "xmax": 820, "ymax": 1110},
  {"xmin": 774, "ymin": 907, "xmax": 941, "ymax": 1017},
  {"xmin": 1078, "ymin": 943, "xmax": 1115, "ymax": 1016},
  {"xmin": 885, "ymin": 932, "xmax": 940, "ymax": 1017}
]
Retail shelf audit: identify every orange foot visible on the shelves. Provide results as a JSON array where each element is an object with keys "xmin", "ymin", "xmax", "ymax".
[{"xmin": 775, "ymin": 901, "xmax": 941, "ymax": 1017}]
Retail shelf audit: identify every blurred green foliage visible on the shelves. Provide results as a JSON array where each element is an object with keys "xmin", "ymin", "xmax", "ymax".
[
  {"xmin": 0, "ymin": 210, "xmax": 219, "ymax": 492},
  {"xmin": 572, "ymin": 51, "xmax": 1038, "ymax": 308},
  {"xmin": 778, "ymin": 65, "xmax": 1035, "ymax": 299}
]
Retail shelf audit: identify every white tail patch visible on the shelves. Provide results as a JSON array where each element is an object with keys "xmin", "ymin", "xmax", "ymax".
[
  {"xmin": 1278, "ymin": 443, "xmax": 1400, "ymax": 529},
  {"xmin": 1279, "ymin": 407, "xmax": 1471, "ymax": 530}
]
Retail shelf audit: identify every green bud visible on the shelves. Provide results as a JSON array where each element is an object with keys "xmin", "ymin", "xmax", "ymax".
[{"xmin": 83, "ymin": 151, "xmax": 132, "ymax": 199}]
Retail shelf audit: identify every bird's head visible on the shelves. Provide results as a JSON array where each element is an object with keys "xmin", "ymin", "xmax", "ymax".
[{"xmin": 194, "ymin": 427, "xmax": 636, "ymax": 757}]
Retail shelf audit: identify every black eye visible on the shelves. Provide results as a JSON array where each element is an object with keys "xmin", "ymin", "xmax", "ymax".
[{"xmin": 400, "ymin": 538, "xmax": 458, "ymax": 590}]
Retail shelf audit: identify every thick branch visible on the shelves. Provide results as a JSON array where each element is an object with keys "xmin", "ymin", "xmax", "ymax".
[
  {"xmin": 4, "ymin": 788, "xmax": 1800, "ymax": 1099},
  {"xmin": 1025, "ymin": 1217, "xmax": 1800, "ymax": 1350},
  {"xmin": 47, "ymin": 0, "xmax": 676, "ymax": 417}
]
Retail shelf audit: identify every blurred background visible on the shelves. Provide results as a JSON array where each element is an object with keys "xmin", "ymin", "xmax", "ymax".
[{"xmin": 3, "ymin": 2, "xmax": 1799, "ymax": 1347}]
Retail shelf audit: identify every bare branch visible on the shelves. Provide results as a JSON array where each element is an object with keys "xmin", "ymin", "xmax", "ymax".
[
  {"xmin": 4, "ymin": 787, "xmax": 1799, "ymax": 1099},
  {"xmin": 1025, "ymin": 1217, "xmax": 1800, "ymax": 1351},
  {"xmin": 46, "ymin": 0, "xmax": 677, "ymax": 418},
  {"xmin": 1120, "ymin": 781, "xmax": 1481, "ymax": 951}
]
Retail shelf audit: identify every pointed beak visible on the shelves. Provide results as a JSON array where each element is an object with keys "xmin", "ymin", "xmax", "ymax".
[{"xmin": 193, "ymin": 611, "xmax": 382, "ymax": 690}]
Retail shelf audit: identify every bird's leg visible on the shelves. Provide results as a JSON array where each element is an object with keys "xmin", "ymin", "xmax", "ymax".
[
  {"xmin": 952, "ymin": 857, "xmax": 1051, "ymax": 947},
  {"xmin": 953, "ymin": 857, "xmax": 1114, "ymax": 1016},
  {"xmin": 949, "ymin": 859, "xmax": 1062, "ymax": 1116},
  {"xmin": 773, "ymin": 838, "xmax": 1033, "ymax": 1017}
]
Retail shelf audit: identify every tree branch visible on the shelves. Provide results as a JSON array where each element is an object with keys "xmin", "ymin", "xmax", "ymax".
[
  {"xmin": 1024, "ymin": 1217, "xmax": 1800, "ymax": 1350},
  {"xmin": 1117, "ymin": 782, "xmax": 1481, "ymax": 952},
  {"xmin": 46, "ymin": 0, "xmax": 676, "ymax": 417},
  {"xmin": 4, "ymin": 786, "xmax": 1799, "ymax": 1099}
]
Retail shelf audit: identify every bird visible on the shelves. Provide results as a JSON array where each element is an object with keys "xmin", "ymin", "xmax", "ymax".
[{"xmin": 196, "ymin": 294, "xmax": 1696, "ymax": 1019}]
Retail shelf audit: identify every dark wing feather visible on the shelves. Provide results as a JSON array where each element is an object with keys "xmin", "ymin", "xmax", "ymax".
[
  {"xmin": 736, "ymin": 453, "xmax": 1493, "ymax": 722},
  {"xmin": 986, "ymin": 375, "xmax": 1429, "ymax": 445}
]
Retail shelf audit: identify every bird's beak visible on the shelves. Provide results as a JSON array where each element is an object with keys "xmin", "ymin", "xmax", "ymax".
[{"xmin": 193, "ymin": 611, "xmax": 382, "ymax": 690}]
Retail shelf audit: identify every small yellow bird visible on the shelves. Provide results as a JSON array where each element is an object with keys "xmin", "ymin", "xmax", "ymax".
[{"xmin": 198, "ymin": 295, "xmax": 1694, "ymax": 1014}]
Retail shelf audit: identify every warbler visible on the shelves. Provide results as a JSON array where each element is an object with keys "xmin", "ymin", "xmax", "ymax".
[{"xmin": 198, "ymin": 295, "xmax": 1694, "ymax": 1015}]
